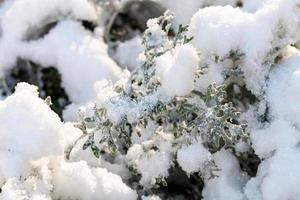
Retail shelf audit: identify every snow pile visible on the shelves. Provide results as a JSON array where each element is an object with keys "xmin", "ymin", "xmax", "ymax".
[
  {"xmin": 189, "ymin": 0, "xmax": 300, "ymax": 95},
  {"xmin": 202, "ymin": 150, "xmax": 248, "ymax": 200},
  {"xmin": 189, "ymin": 0, "xmax": 300, "ymax": 59},
  {"xmin": 156, "ymin": 44, "xmax": 199, "ymax": 96},
  {"xmin": 53, "ymin": 161, "xmax": 137, "ymax": 200},
  {"xmin": 22, "ymin": 21, "xmax": 121, "ymax": 103},
  {"xmin": 115, "ymin": 36, "xmax": 144, "ymax": 71},
  {"xmin": 245, "ymin": 148, "xmax": 300, "ymax": 200},
  {"xmin": 250, "ymin": 119, "xmax": 300, "ymax": 158},
  {"xmin": 1, "ymin": 0, "xmax": 300, "ymax": 199},
  {"xmin": 244, "ymin": 48, "xmax": 300, "ymax": 199},
  {"xmin": 267, "ymin": 52, "xmax": 300, "ymax": 127},
  {"xmin": 160, "ymin": 0, "xmax": 205, "ymax": 28},
  {"xmin": 0, "ymin": 0, "xmax": 121, "ymax": 107},
  {"xmin": 177, "ymin": 142, "xmax": 211, "ymax": 174},
  {"xmin": 126, "ymin": 132, "xmax": 174, "ymax": 187},
  {"xmin": 0, "ymin": 83, "xmax": 137, "ymax": 200},
  {"xmin": 0, "ymin": 0, "xmax": 96, "ymax": 69},
  {"xmin": 160, "ymin": 0, "xmax": 240, "ymax": 28},
  {"xmin": 0, "ymin": 83, "xmax": 64, "ymax": 180}
]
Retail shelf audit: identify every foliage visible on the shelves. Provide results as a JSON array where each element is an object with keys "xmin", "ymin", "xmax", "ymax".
[{"xmin": 73, "ymin": 12, "xmax": 249, "ymax": 194}]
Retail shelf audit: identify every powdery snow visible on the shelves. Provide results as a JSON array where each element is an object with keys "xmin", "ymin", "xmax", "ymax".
[
  {"xmin": 177, "ymin": 142, "xmax": 211, "ymax": 174},
  {"xmin": 115, "ymin": 35, "xmax": 144, "ymax": 71},
  {"xmin": 53, "ymin": 161, "xmax": 137, "ymax": 200},
  {"xmin": 202, "ymin": 150, "xmax": 248, "ymax": 200},
  {"xmin": 0, "ymin": 83, "xmax": 64, "ymax": 179},
  {"xmin": 126, "ymin": 132, "xmax": 174, "ymax": 187},
  {"xmin": 0, "ymin": 0, "xmax": 121, "ymax": 107},
  {"xmin": 156, "ymin": 44, "xmax": 199, "ymax": 97},
  {"xmin": 251, "ymin": 119, "xmax": 300, "ymax": 158},
  {"xmin": 267, "ymin": 52, "xmax": 300, "ymax": 127},
  {"xmin": 0, "ymin": 84, "xmax": 137, "ymax": 200},
  {"xmin": 0, "ymin": 0, "xmax": 96, "ymax": 70},
  {"xmin": 245, "ymin": 148, "xmax": 300, "ymax": 200},
  {"xmin": 0, "ymin": 0, "xmax": 300, "ymax": 199},
  {"xmin": 22, "ymin": 20, "xmax": 121, "ymax": 103},
  {"xmin": 189, "ymin": 0, "xmax": 300, "ymax": 95}
]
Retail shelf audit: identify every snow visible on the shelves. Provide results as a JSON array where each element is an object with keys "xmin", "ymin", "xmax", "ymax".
[
  {"xmin": 1, "ymin": 0, "xmax": 300, "ymax": 199},
  {"xmin": 156, "ymin": 44, "xmax": 199, "ymax": 97},
  {"xmin": 22, "ymin": 21, "xmax": 121, "ymax": 104},
  {"xmin": 0, "ymin": 0, "xmax": 96, "ymax": 70},
  {"xmin": 126, "ymin": 144, "xmax": 172, "ymax": 186},
  {"xmin": 53, "ymin": 161, "xmax": 137, "ymax": 200},
  {"xmin": 195, "ymin": 62, "xmax": 224, "ymax": 92},
  {"xmin": 0, "ymin": 178, "xmax": 49, "ymax": 200},
  {"xmin": 251, "ymin": 119, "xmax": 300, "ymax": 158},
  {"xmin": 160, "ymin": 0, "xmax": 205, "ymax": 28},
  {"xmin": 94, "ymin": 77, "xmax": 170, "ymax": 124},
  {"xmin": 0, "ymin": 83, "xmax": 64, "ymax": 179},
  {"xmin": 267, "ymin": 52, "xmax": 300, "ymax": 127},
  {"xmin": 177, "ymin": 142, "xmax": 211, "ymax": 174},
  {"xmin": 241, "ymin": 48, "xmax": 300, "ymax": 200},
  {"xmin": 189, "ymin": 0, "xmax": 300, "ymax": 95},
  {"xmin": 0, "ymin": 0, "xmax": 97, "ymax": 40},
  {"xmin": 0, "ymin": 84, "xmax": 137, "ymax": 199},
  {"xmin": 115, "ymin": 36, "xmax": 144, "ymax": 71},
  {"xmin": 189, "ymin": 0, "xmax": 300, "ymax": 59},
  {"xmin": 245, "ymin": 148, "xmax": 300, "ymax": 200},
  {"xmin": 126, "ymin": 132, "xmax": 174, "ymax": 187},
  {"xmin": 0, "ymin": 0, "xmax": 121, "ymax": 108},
  {"xmin": 159, "ymin": 0, "xmax": 239, "ymax": 29},
  {"xmin": 202, "ymin": 150, "xmax": 248, "ymax": 200}
]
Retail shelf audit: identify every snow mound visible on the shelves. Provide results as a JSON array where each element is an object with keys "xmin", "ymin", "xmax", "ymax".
[
  {"xmin": 0, "ymin": 83, "xmax": 137, "ymax": 200},
  {"xmin": 177, "ymin": 142, "xmax": 211, "ymax": 174},
  {"xmin": 268, "ymin": 53, "xmax": 300, "ymax": 127},
  {"xmin": 53, "ymin": 161, "xmax": 137, "ymax": 200},
  {"xmin": 0, "ymin": 83, "xmax": 64, "ymax": 179},
  {"xmin": 202, "ymin": 150, "xmax": 248, "ymax": 200},
  {"xmin": 156, "ymin": 44, "xmax": 199, "ymax": 97},
  {"xmin": 189, "ymin": 0, "xmax": 300, "ymax": 95},
  {"xmin": 245, "ymin": 148, "xmax": 300, "ymax": 200},
  {"xmin": 0, "ymin": 0, "xmax": 121, "ymax": 106}
]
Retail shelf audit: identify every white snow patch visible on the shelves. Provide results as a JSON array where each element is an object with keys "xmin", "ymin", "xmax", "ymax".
[
  {"xmin": 115, "ymin": 35, "xmax": 144, "ymax": 70},
  {"xmin": 202, "ymin": 150, "xmax": 248, "ymax": 200},
  {"xmin": 0, "ymin": 83, "xmax": 64, "ymax": 179},
  {"xmin": 177, "ymin": 142, "xmax": 211, "ymax": 174},
  {"xmin": 156, "ymin": 44, "xmax": 199, "ymax": 97}
]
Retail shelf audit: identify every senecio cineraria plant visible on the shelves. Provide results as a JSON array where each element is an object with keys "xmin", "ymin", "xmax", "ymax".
[{"xmin": 74, "ymin": 11, "xmax": 248, "ymax": 197}]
